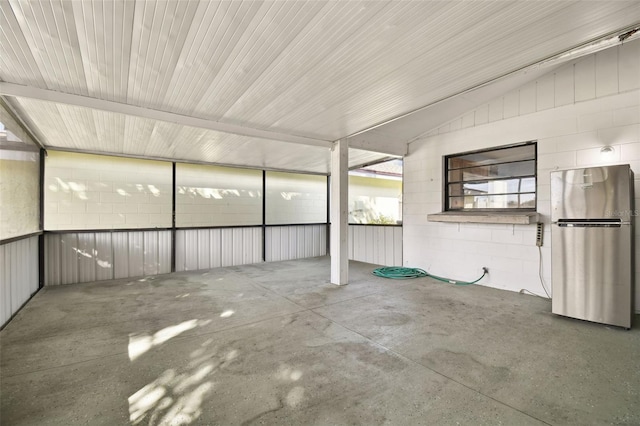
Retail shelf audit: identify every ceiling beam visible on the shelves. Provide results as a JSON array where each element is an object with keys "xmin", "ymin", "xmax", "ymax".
[{"xmin": 0, "ymin": 82, "xmax": 334, "ymax": 149}]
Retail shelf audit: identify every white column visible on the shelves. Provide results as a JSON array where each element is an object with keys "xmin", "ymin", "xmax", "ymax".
[{"xmin": 330, "ymin": 139, "xmax": 348, "ymax": 285}]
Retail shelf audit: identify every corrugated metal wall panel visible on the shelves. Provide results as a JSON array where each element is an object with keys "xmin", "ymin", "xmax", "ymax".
[
  {"xmin": 318, "ymin": 226, "xmax": 327, "ymax": 257},
  {"xmin": 175, "ymin": 227, "xmax": 262, "ymax": 271},
  {"xmin": 41, "ymin": 225, "xmax": 338, "ymax": 286},
  {"xmin": 175, "ymin": 230, "xmax": 186, "ymax": 272},
  {"xmin": 241, "ymin": 228, "xmax": 252, "ymax": 264},
  {"xmin": 265, "ymin": 225, "xmax": 326, "ymax": 262},
  {"xmin": 210, "ymin": 229, "xmax": 222, "ymax": 268},
  {"xmin": 112, "ymin": 232, "xmax": 130, "ymax": 279},
  {"xmin": 28, "ymin": 237, "xmax": 39, "ymax": 294},
  {"xmin": 45, "ymin": 230, "xmax": 172, "ymax": 285},
  {"xmin": 252, "ymin": 227, "xmax": 262, "ymax": 264},
  {"xmin": 197, "ymin": 229, "xmax": 211, "ymax": 270},
  {"xmin": 365, "ymin": 226, "xmax": 375, "ymax": 264},
  {"xmin": 9, "ymin": 242, "xmax": 21, "ymax": 319},
  {"xmin": 0, "ymin": 245, "xmax": 10, "ymax": 326},
  {"xmin": 45, "ymin": 233, "xmax": 60, "ymax": 285},
  {"xmin": 77, "ymin": 233, "xmax": 96, "ymax": 283},
  {"xmin": 128, "ymin": 232, "xmax": 144, "ymax": 277},
  {"xmin": 279, "ymin": 227, "xmax": 290, "ymax": 261},
  {"xmin": 184, "ymin": 230, "xmax": 199, "ymax": 271},
  {"xmin": 158, "ymin": 231, "xmax": 172, "ymax": 274},
  {"xmin": 349, "ymin": 225, "xmax": 402, "ymax": 266},
  {"xmin": 352, "ymin": 226, "xmax": 364, "ymax": 262},
  {"xmin": 231, "ymin": 228, "xmax": 243, "ymax": 266},
  {"xmin": 59, "ymin": 233, "xmax": 79, "ymax": 285},
  {"xmin": 1, "ymin": 236, "xmax": 40, "ymax": 328},
  {"xmin": 348, "ymin": 226, "xmax": 354, "ymax": 260},
  {"xmin": 384, "ymin": 227, "xmax": 395, "ymax": 266},
  {"xmin": 20, "ymin": 240, "xmax": 31, "ymax": 303},
  {"xmin": 143, "ymin": 231, "xmax": 159, "ymax": 276},
  {"xmin": 391, "ymin": 226, "xmax": 402, "ymax": 265},
  {"xmin": 220, "ymin": 229, "xmax": 233, "ymax": 266},
  {"xmin": 95, "ymin": 233, "xmax": 114, "ymax": 281},
  {"xmin": 265, "ymin": 227, "xmax": 275, "ymax": 262}
]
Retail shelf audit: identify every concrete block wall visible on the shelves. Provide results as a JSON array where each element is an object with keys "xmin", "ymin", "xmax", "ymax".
[
  {"xmin": 265, "ymin": 171, "xmax": 327, "ymax": 225},
  {"xmin": 45, "ymin": 151, "xmax": 172, "ymax": 230},
  {"xmin": 404, "ymin": 40, "xmax": 640, "ymax": 307},
  {"xmin": 176, "ymin": 163, "xmax": 263, "ymax": 227}
]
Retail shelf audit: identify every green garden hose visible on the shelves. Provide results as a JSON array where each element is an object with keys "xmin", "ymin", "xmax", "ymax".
[
  {"xmin": 372, "ymin": 266, "xmax": 428, "ymax": 279},
  {"xmin": 372, "ymin": 266, "xmax": 487, "ymax": 286}
]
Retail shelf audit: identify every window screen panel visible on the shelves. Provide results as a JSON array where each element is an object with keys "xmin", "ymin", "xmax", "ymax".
[{"xmin": 445, "ymin": 142, "xmax": 536, "ymax": 211}]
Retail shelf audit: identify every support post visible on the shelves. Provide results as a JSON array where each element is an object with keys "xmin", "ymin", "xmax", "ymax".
[
  {"xmin": 330, "ymin": 139, "xmax": 348, "ymax": 285},
  {"xmin": 262, "ymin": 170, "xmax": 266, "ymax": 262},
  {"xmin": 171, "ymin": 162, "xmax": 176, "ymax": 273},
  {"xmin": 38, "ymin": 148, "xmax": 45, "ymax": 288}
]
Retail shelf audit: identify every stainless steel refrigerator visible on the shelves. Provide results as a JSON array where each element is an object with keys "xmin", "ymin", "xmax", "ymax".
[{"xmin": 550, "ymin": 164, "xmax": 634, "ymax": 328}]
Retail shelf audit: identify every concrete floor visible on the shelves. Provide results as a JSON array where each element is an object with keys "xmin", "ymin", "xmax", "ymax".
[{"xmin": 1, "ymin": 257, "xmax": 639, "ymax": 425}]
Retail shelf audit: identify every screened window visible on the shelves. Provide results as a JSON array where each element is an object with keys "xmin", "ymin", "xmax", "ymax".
[
  {"xmin": 349, "ymin": 159, "xmax": 403, "ymax": 224},
  {"xmin": 265, "ymin": 171, "xmax": 327, "ymax": 225},
  {"xmin": 445, "ymin": 142, "xmax": 536, "ymax": 211}
]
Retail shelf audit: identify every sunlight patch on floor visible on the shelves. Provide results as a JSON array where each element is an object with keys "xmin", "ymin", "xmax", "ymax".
[{"xmin": 128, "ymin": 319, "xmax": 211, "ymax": 361}]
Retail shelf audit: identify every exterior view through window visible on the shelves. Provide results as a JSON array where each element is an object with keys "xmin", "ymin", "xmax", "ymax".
[
  {"xmin": 349, "ymin": 159, "xmax": 403, "ymax": 224},
  {"xmin": 445, "ymin": 142, "xmax": 536, "ymax": 211}
]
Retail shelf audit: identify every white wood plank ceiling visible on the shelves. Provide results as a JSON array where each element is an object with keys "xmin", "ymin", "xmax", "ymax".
[{"xmin": 1, "ymin": 0, "xmax": 639, "ymax": 173}]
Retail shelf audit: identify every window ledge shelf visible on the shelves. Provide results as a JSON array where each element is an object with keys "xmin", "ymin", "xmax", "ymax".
[{"xmin": 427, "ymin": 211, "xmax": 539, "ymax": 225}]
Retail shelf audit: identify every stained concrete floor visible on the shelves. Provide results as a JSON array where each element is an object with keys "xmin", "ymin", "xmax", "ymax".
[{"xmin": 1, "ymin": 257, "xmax": 639, "ymax": 425}]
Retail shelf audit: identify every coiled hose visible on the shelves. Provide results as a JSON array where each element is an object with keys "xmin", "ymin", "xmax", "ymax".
[{"xmin": 372, "ymin": 266, "xmax": 487, "ymax": 286}]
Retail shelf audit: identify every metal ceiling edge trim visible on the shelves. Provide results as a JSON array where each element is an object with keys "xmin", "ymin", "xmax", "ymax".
[
  {"xmin": 347, "ymin": 22, "xmax": 640, "ymax": 146},
  {"xmin": 0, "ymin": 83, "xmax": 334, "ymax": 149},
  {"xmin": 0, "ymin": 96, "xmax": 46, "ymax": 150},
  {"xmin": 347, "ymin": 156, "xmax": 400, "ymax": 172},
  {"xmin": 346, "ymin": 138, "xmax": 408, "ymax": 157},
  {"xmin": 46, "ymin": 147, "xmax": 331, "ymax": 176}
]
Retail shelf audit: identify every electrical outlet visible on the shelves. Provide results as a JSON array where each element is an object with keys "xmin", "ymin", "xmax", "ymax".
[{"xmin": 536, "ymin": 222, "xmax": 544, "ymax": 246}]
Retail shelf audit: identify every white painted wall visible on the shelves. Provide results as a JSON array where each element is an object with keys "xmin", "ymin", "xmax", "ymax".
[
  {"xmin": 45, "ymin": 151, "xmax": 172, "ymax": 230},
  {"xmin": 403, "ymin": 40, "xmax": 640, "ymax": 308},
  {"xmin": 176, "ymin": 163, "xmax": 262, "ymax": 227}
]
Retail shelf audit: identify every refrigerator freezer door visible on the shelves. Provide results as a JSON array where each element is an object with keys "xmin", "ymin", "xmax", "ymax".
[
  {"xmin": 551, "ymin": 224, "xmax": 632, "ymax": 328},
  {"xmin": 551, "ymin": 165, "xmax": 632, "ymax": 222}
]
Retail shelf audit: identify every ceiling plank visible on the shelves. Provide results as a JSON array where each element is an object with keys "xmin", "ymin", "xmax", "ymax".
[{"xmin": 0, "ymin": 82, "xmax": 333, "ymax": 148}]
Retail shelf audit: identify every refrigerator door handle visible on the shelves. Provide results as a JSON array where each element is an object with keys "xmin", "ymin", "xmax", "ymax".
[
  {"xmin": 558, "ymin": 222, "xmax": 623, "ymax": 228},
  {"xmin": 557, "ymin": 218, "xmax": 624, "ymax": 227}
]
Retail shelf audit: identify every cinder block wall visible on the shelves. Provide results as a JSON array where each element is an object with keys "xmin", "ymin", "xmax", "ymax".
[{"xmin": 403, "ymin": 39, "xmax": 640, "ymax": 307}]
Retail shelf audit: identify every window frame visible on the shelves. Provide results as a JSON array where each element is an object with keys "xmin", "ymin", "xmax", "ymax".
[{"xmin": 443, "ymin": 141, "xmax": 537, "ymax": 212}]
